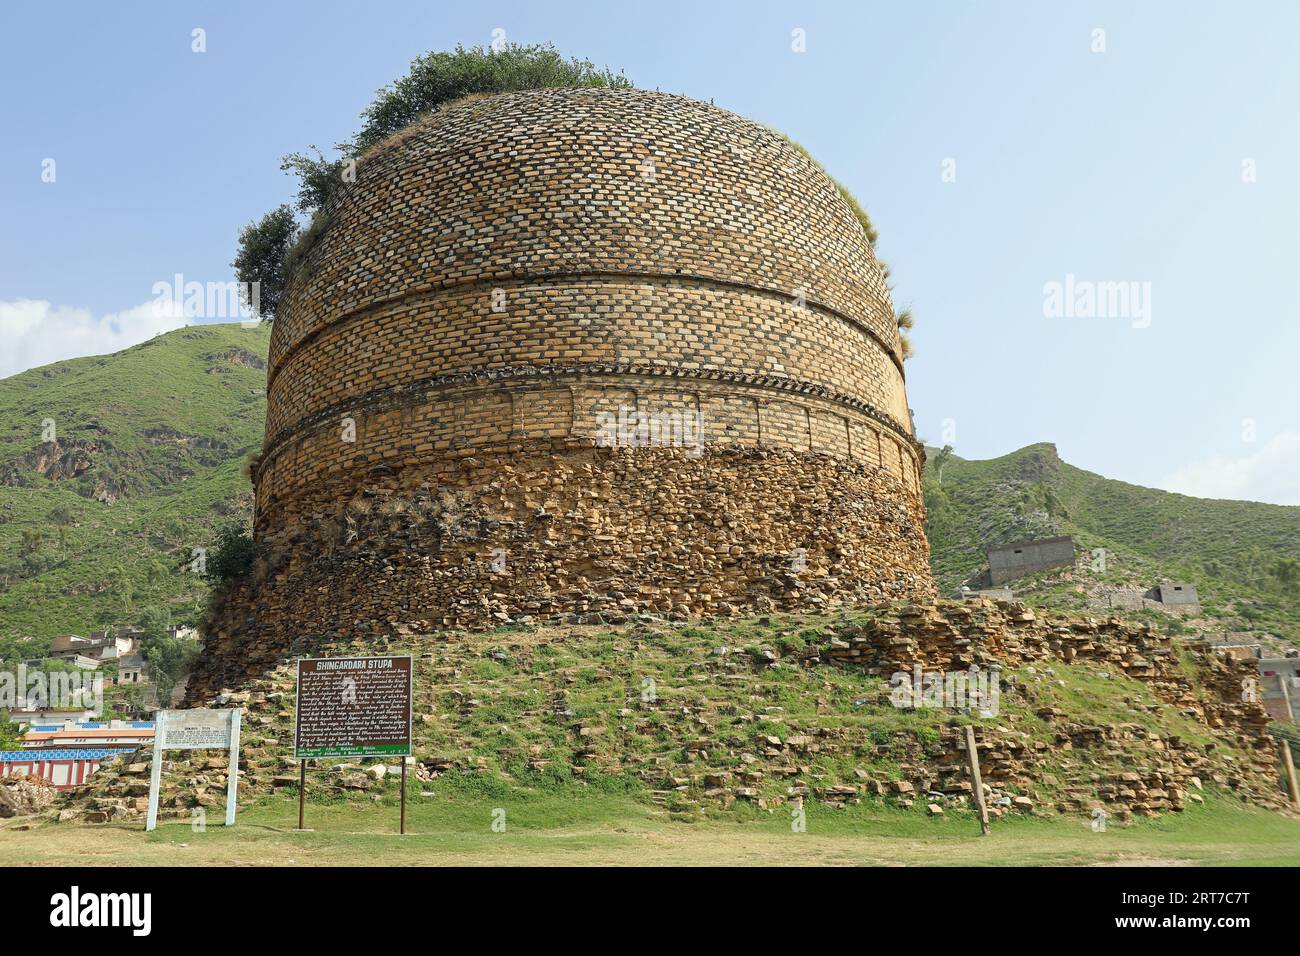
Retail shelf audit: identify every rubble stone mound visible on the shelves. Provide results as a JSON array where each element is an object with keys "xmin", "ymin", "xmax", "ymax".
[
  {"xmin": 0, "ymin": 775, "xmax": 58, "ymax": 818},
  {"xmin": 119, "ymin": 602, "xmax": 1288, "ymax": 824}
]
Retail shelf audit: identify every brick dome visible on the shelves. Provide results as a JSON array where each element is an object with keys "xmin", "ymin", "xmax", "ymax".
[{"xmin": 246, "ymin": 87, "xmax": 932, "ymax": 633}]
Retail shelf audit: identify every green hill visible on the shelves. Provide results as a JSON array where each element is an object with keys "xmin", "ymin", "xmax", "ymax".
[
  {"xmin": 923, "ymin": 443, "xmax": 1300, "ymax": 644},
  {"xmin": 0, "ymin": 323, "xmax": 271, "ymax": 651}
]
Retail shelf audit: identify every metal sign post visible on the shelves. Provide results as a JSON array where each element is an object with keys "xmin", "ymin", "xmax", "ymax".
[
  {"xmin": 1278, "ymin": 737, "xmax": 1300, "ymax": 808},
  {"xmin": 293, "ymin": 656, "xmax": 413, "ymax": 833},
  {"xmin": 146, "ymin": 733, "xmax": 163, "ymax": 833},
  {"xmin": 146, "ymin": 708, "xmax": 241, "ymax": 832},
  {"xmin": 298, "ymin": 759, "xmax": 306, "ymax": 831}
]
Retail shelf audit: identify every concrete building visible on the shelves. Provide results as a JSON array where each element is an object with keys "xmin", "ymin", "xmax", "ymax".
[
  {"xmin": 87, "ymin": 625, "xmax": 143, "ymax": 644},
  {"xmin": 986, "ymin": 535, "xmax": 1076, "ymax": 586},
  {"xmin": 1151, "ymin": 583, "xmax": 1200, "ymax": 607},
  {"xmin": 0, "ymin": 749, "xmax": 132, "ymax": 789},
  {"xmin": 7, "ymin": 707, "xmax": 98, "ymax": 728},
  {"xmin": 1258, "ymin": 656, "xmax": 1300, "ymax": 723},
  {"xmin": 61, "ymin": 654, "xmax": 102, "ymax": 670},
  {"xmin": 50, "ymin": 629, "xmax": 137, "ymax": 664},
  {"xmin": 21, "ymin": 724, "xmax": 154, "ymax": 750},
  {"xmin": 2, "ymin": 720, "xmax": 154, "ymax": 789},
  {"xmin": 115, "ymin": 654, "xmax": 148, "ymax": 685}
]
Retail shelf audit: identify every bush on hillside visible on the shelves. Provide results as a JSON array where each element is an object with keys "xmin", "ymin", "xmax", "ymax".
[
  {"xmin": 0, "ymin": 712, "xmax": 25, "ymax": 751},
  {"xmin": 201, "ymin": 525, "xmax": 260, "ymax": 588},
  {"xmin": 138, "ymin": 608, "xmax": 198, "ymax": 708}
]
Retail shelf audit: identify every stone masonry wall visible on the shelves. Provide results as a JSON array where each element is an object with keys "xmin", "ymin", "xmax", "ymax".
[
  {"xmin": 192, "ymin": 446, "xmax": 933, "ymax": 700},
  {"xmin": 232, "ymin": 87, "xmax": 931, "ymax": 654},
  {"xmin": 256, "ymin": 374, "xmax": 924, "ymax": 540},
  {"xmin": 264, "ymin": 277, "xmax": 909, "ymax": 443}
]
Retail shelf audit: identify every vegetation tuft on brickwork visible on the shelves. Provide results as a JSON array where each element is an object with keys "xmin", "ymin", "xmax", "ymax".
[{"xmin": 233, "ymin": 43, "xmax": 633, "ymax": 319}]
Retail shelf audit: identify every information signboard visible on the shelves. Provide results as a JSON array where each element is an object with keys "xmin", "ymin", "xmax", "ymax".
[
  {"xmin": 294, "ymin": 656, "xmax": 412, "ymax": 759},
  {"xmin": 146, "ymin": 708, "xmax": 241, "ymax": 832},
  {"xmin": 157, "ymin": 709, "xmax": 235, "ymax": 750}
]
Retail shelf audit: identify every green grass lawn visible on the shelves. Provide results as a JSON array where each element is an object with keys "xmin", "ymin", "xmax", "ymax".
[{"xmin": 6, "ymin": 790, "xmax": 1299, "ymax": 867}]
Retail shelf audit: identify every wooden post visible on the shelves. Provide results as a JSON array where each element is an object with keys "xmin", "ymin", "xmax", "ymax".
[
  {"xmin": 1281, "ymin": 739, "xmax": 1300, "ymax": 809},
  {"xmin": 297, "ymin": 759, "xmax": 306, "ymax": 830},
  {"xmin": 965, "ymin": 725, "xmax": 990, "ymax": 836},
  {"xmin": 400, "ymin": 759, "xmax": 408, "ymax": 835}
]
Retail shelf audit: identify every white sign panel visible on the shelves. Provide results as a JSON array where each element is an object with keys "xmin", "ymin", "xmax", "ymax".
[
  {"xmin": 146, "ymin": 707, "xmax": 242, "ymax": 832},
  {"xmin": 157, "ymin": 709, "xmax": 234, "ymax": 750}
]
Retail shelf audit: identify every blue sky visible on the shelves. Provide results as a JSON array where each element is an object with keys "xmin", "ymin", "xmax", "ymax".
[{"xmin": 2, "ymin": 1, "xmax": 1297, "ymax": 504}]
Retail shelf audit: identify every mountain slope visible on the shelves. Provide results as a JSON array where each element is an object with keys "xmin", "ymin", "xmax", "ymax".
[
  {"xmin": 0, "ymin": 323, "xmax": 270, "ymax": 650},
  {"xmin": 924, "ymin": 443, "xmax": 1300, "ymax": 644}
]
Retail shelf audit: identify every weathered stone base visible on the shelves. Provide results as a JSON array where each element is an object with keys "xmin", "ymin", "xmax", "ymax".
[{"xmin": 190, "ymin": 445, "xmax": 933, "ymax": 700}]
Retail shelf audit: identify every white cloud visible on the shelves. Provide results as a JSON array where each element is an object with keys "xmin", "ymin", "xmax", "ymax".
[
  {"xmin": 0, "ymin": 298, "xmax": 190, "ymax": 380},
  {"xmin": 1158, "ymin": 431, "xmax": 1300, "ymax": 506}
]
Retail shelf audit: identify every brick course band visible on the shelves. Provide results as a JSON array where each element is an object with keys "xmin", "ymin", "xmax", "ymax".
[
  {"xmin": 263, "ymin": 270, "xmax": 910, "ymax": 441},
  {"xmin": 253, "ymin": 382, "xmax": 927, "ymax": 542},
  {"xmin": 247, "ymin": 86, "xmax": 934, "ymax": 623},
  {"xmin": 258, "ymin": 363, "xmax": 921, "ymax": 488},
  {"xmin": 267, "ymin": 268, "xmax": 908, "ymax": 391}
]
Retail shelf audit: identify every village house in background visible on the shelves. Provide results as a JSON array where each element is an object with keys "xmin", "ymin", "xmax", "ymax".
[
  {"xmin": 115, "ymin": 654, "xmax": 148, "ymax": 685},
  {"xmin": 0, "ymin": 717, "xmax": 154, "ymax": 789},
  {"xmin": 0, "ymin": 620, "xmax": 205, "ymax": 790},
  {"xmin": 1150, "ymin": 583, "xmax": 1200, "ymax": 609},
  {"xmin": 6, "ymin": 707, "xmax": 98, "ymax": 728},
  {"xmin": 986, "ymin": 536, "xmax": 1076, "ymax": 585},
  {"xmin": 1259, "ymin": 653, "xmax": 1300, "ymax": 723},
  {"xmin": 43, "ymin": 624, "xmax": 195, "ymax": 684},
  {"xmin": 1089, "ymin": 582, "xmax": 1203, "ymax": 613},
  {"xmin": 46, "ymin": 624, "xmax": 195, "ymax": 669},
  {"xmin": 48, "ymin": 628, "xmax": 138, "ymax": 668}
]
